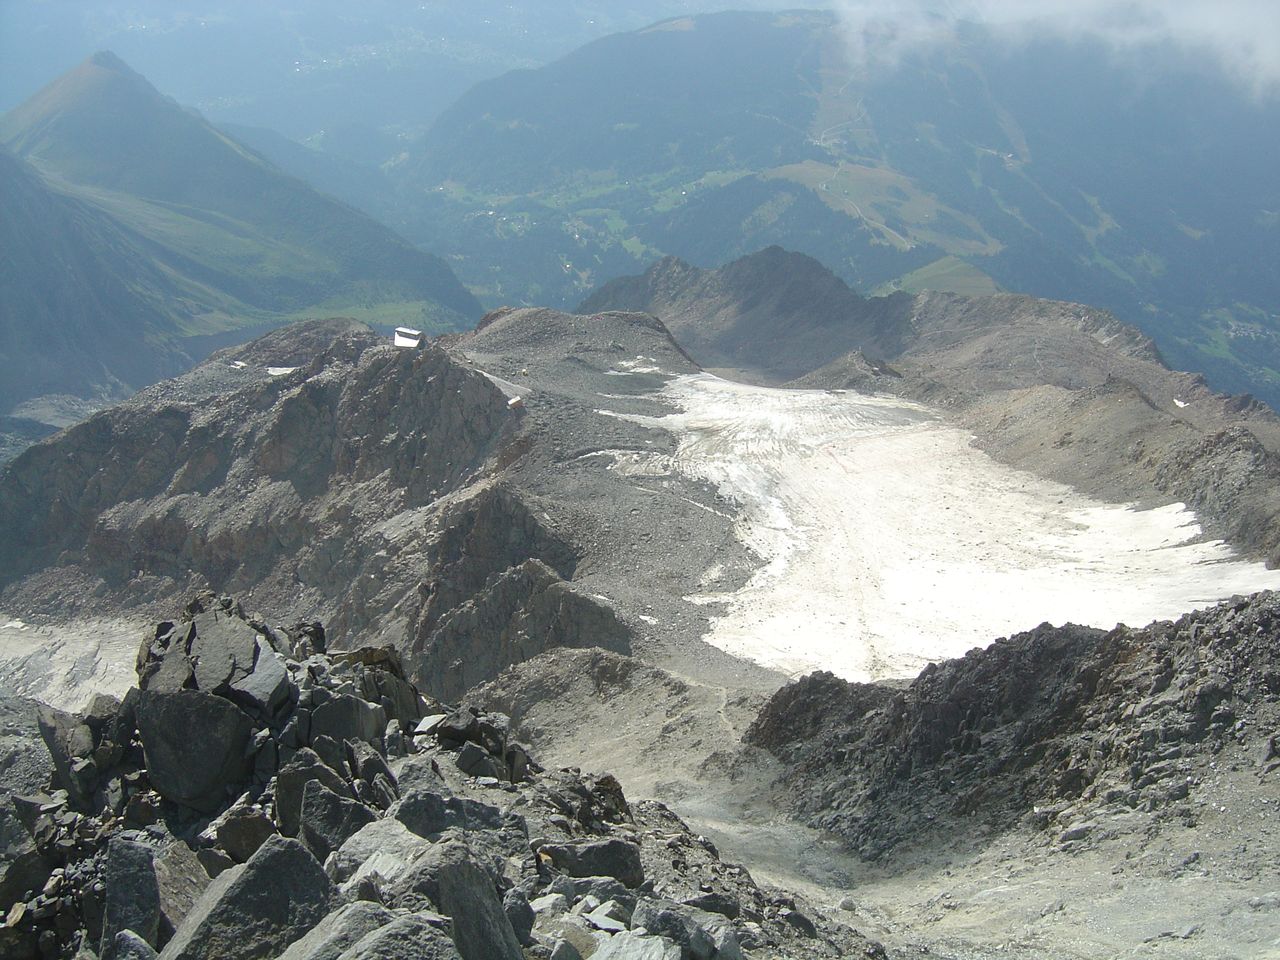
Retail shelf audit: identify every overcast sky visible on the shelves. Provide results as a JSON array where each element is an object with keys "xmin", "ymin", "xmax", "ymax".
[{"xmin": 833, "ymin": 0, "xmax": 1280, "ymax": 96}]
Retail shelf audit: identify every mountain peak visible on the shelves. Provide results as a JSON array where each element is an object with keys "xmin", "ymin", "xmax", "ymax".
[{"xmin": 87, "ymin": 50, "xmax": 135, "ymax": 74}]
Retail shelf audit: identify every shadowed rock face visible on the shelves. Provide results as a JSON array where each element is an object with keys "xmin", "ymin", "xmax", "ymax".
[
  {"xmin": 748, "ymin": 592, "xmax": 1280, "ymax": 859},
  {"xmin": 0, "ymin": 316, "xmax": 645, "ymax": 703}
]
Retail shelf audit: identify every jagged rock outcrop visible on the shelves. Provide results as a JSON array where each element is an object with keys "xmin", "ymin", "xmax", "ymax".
[
  {"xmin": 0, "ymin": 318, "xmax": 648, "ymax": 708},
  {"xmin": 747, "ymin": 592, "xmax": 1280, "ymax": 859},
  {"xmin": 0, "ymin": 598, "xmax": 882, "ymax": 960}
]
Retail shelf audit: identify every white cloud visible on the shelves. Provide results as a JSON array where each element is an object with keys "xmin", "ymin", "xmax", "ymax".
[{"xmin": 831, "ymin": 0, "xmax": 1280, "ymax": 97}]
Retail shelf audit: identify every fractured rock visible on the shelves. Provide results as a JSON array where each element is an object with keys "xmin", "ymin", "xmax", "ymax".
[
  {"xmin": 275, "ymin": 749, "xmax": 353, "ymax": 838},
  {"xmin": 299, "ymin": 780, "xmax": 378, "ymax": 861},
  {"xmin": 158, "ymin": 835, "xmax": 334, "ymax": 960},
  {"xmin": 389, "ymin": 839, "xmax": 522, "ymax": 960},
  {"xmin": 100, "ymin": 838, "xmax": 161, "ymax": 960},
  {"xmin": 310, "ymin": 696, "xmax": 386, "ymax": 749},
  {"xmin": 540, "ymin": 838, "xmax": 645, "ymax": 888},
  {"xmin": 112, "ymin": 931, "xmax": 160, "ymax": 960},
  {"xmin": 335, "ymin": 913, "xmax": 461, "ymax": 960},
  {"xmin": 136, "ymin": 691, "xmax": 254, "ymax": 813},
  {"xmin": 276, "ymin": 901, "xmax": 398, "ymax": 960},
  {"xmin": 592, "ymin": 931, "xmax": 682, "ymax": 960}
]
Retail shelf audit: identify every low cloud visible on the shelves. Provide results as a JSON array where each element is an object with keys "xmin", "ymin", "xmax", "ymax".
[{"xmin": 831, "ymin": 0, "xmax": 1280, "ymax": 97}]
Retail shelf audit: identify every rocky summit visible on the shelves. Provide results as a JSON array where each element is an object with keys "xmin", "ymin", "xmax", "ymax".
[{"xmin": 0, "ymin": 593, "xmax": 885, "ymax": 960}]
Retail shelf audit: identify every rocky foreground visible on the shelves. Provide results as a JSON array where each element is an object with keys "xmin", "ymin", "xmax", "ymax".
[{"xmin": 0, "ymin": 594, "xmax": 885, "ymax": 960}]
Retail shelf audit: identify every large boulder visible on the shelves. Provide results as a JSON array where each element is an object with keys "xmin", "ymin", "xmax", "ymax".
[
  {"xmin": 111, "ymin": 931, "xmax": 160, "ymax": 960},
  {"xmin": 35, "ymin": 704, "xmax": 96, "ymax": 806},
  {"xmin": 330, "ymin": 818, "xmax": 431, "ymax": 891},
  {"xmin": 158, "ymin": 836, "xmax": 333, "ymax": 960},
  {"xmin": 137, "ymin": 691, "xmax": 254, "ymax": 813},
  {"xmin": 335, "ymin": 914, "xmax": 461, "ymax": 960},
  {"xmin": 100, "ymin": 838, "xmax": 161, "ymax": 960},
  {"xmin": 390, "ymin": 839, "xmax": 522, "ymax": 960},
  {"xmin": 228, "ymin": 638, "xmax": 294, "ymax": 720},
  {"xmin": 276, "ymin": 901, "xmax": 398, "ymax": 960},
  {"xmin": 299, "ymin": 780, "xmax": 378, "ymax": 861},
  {"xmin": 592, "ymin": 932, "xmax": 682, "ymax": 960},
  {"xmin": 309, "ymin": 696, "xmax": 385, "ymax": 749},
  {"xmin": 152, "ymin": 842, "xmax": 211, "ymax": 945},
  {"xmin": 629, "ymin": 901, "xmax": 742, "ymax": 960},
  {"xmin": 392, "ymin": 790, "xmax": 506, "ymax": 837},
  {"xmin": 274, "ymin": 749, "xmax": 353, "ymax": 838},
  {"xmin": 539, "ymin": 839, "xmax": 645, "ymax": 888}
]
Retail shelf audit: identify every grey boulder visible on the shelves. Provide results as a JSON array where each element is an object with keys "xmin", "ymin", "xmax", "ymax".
[
  {"xmin": 100, "ymin": 838, "xmax": 160, "ymax": 960},
  {"xmin": 334, "ymin": 914, "xmax": 460, "ymax": 960},
  {"xmin": 539, "ymin": 838, "xmax": 645, "ymax": 888},
  {"xmin": 592, "ymin": 932, "xmax": 682, "ymax": 960},
  {"xmin": 137, "ymin": 691, "xmax": 254, "ymax": 813},
  {"xmin": 111, "ymin": 930, "xmax": 160, "ymax": 960},
  {"xmin": 276, "ymin": 901, "xmax": 398, "ymax": 960},
  {"xmin": 390, "ymin": 839, "xmax": 522, "ymax": 960},
  {"xmin": 158, "ymin": 835, "xmax": 333, "ymax": 960},
  {"xmin": 299, "ymin": 780, "xmax": 378, "ymax": 861},
  {"xmin": 275, "ymin": 748, "xmax": 353, "ymax": 837}
]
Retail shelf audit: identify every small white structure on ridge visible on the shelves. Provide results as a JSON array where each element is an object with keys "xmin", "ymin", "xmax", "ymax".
[{"xmin": 394, "ymin": 327, "xmax": 424, "ymax": 349}]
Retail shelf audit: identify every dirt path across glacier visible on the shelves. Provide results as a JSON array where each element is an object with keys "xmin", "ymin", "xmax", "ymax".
[{"xmin": 601, "ymin": 372, "xmax": 1280, "ymax": 682}]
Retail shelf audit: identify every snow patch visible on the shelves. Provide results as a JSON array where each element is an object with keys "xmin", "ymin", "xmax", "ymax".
[{"xmin": 600, "ymin": 373, "xmax": 1280, "ymax": 682}]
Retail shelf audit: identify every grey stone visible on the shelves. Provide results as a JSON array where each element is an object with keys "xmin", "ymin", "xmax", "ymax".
[
  {"xmin": 335, "ymin": 914, "xmax": 461, "ymax": 960},
  {"xmin": 300, "ymin": 780, "xmax": 378, "ymax": 861},
  {"xmin": 112, "ymin": 930, "xmax": 160, "ymax": 960},
  {"xmin": 214, "ymin": 806, "xmax": 277, "ymax": 863},
  {"xmin": 158, "ymin": 836, "xmax": 334, "ymax": 960},
  {"xmin": 392, "ymin": 789, "xmax": 506, "ymax": 838},
  {"xmin": 331, "ymin": 818, "xmax": 430, "ymax": 889},
  {"xmin": 276, "ymin": 901, "xmax": 398, "ymax": 960},
  {"xmin": 100, "ymin": 838, "xmax": 160, "ymax": 960},
  {"xmin": 229, "ymin": 639, "xmax": 294, "ymax": 720},
  {"xmin": 530, "ymin": 893, "xmax": 571, "ymax": 918},
  {"xmin": 153, "ymin": 842, "xmax": 210, "ymax": 943},
  {"xmin": 390, "ymin": 839, "xmax": 522, "ymax": 960},
  {"xmin": 310, "ymin": 696, "xmax": 385, "ymax": 748},
  {"xmin": 36, "ymin": 704, "xmax": 96, "ymax": 806},
  {"xmin": 592, "ymin": 932, "xmax": 682, "ymax": 960},
  {"xmin": 275, "ymin": 749, "xmax": 353, "ymax": 837},
  {"xmin": 455, "ymin": 741, "xmax": 504, "ymax": 779},
  {"xmin": 540, "ymin": 839, "xmax": 645, "ymax": 888},
  {"xmin": 311, "ymin": 736, "xmax": 351, "ymax": 780},
  {"xmin": 188, "ymin": 611, "xmax": 259, "ymax": 694},
  {"xmin": 137, "ymin": 691, "xmax": 254, "ymax": 813},
  {"xmin": 549, "ymin": 940, "xmax": 584, "ymax": 960},
  {"xmin": 503, "ymin": 886, "xmax": 535, "ymax": 946},
  {"xmin": 413, "ymin": 715, "xmax": 448, "ymax": 738},
  {"xmin": 195, "ymin": 848, "xmax": 235, "ymax": 879},
  {"xmin": 585, "ymin": 900, "xmax": 631, "ymax": 934},
  {"xmin": 346, "ymin": 741, "xmax": 397, "ymax": 796},
  {"xmin": 630, "ymin": 901, "xmax": 718, "ymax": 959}
]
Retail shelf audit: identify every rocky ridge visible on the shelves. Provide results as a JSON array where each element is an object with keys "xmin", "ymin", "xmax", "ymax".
[
  {"xmin": 747, "ymin": 592, "xmax": 1280, "ymax": 861},
  {"xmin": 0, "ymin": 318, "xmax": 648, "ymax": 701},
  {"xmin": 0, "ymin": 595, "xmax": 887, "ymax": 960}
]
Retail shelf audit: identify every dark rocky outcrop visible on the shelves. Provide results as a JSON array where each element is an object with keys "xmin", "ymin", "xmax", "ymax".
[
  {"xmin": 748, "ymin": 592, "xmax": 1280, "ymax": 859},
  {"xmin": 157, "ymin": 835, "xmax": 335, "ymax": 960},
  {"xmin": 1, "ymin": 597, "xmax": 879, "ymax": 960}
]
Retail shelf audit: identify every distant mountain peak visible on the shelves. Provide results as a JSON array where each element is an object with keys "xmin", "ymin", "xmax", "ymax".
[{"xmin": 87, "ymin": 50, "xmax": 135, "ymax": 74}]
